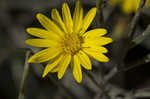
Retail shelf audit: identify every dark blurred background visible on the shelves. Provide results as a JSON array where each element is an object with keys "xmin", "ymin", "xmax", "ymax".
[{"xmin": 0, "ymin": 0, "xmax": 150, "ymax": 99}]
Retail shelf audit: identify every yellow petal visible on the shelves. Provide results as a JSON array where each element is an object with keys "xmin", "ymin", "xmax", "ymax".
[
  {"xmin": 36, "ymin": 13, "xmax": 64, "ymax": 36},
  {"xmin": 73, "ymin": 0, "xmax": 83, "ymax": 33},
  {"xmin": 42, "ymin": 55, "xmax": 63, "ymax": 77},
  {"xmin": 76, "ymin": 50, "xmax": 92, "ymax": 70},
  {"xmin": 51, "ymin": 9, "xmax": 67, "ymax": 33},
  {"xmin": 133, "ymin": 0, "xmax": 139, "ymax": 12},
  {"xmin": 84, "ymin": 37, "xmax": 113, "ymax": 46},
  {"xmin": 83, "ymin": 28, "xmax": 107, "ymax": 39},
  {"xmin": 80, "ymin": 8, "xmax": 97, "ymax": 35},
  {"xmin": 62, "ymin": 2, "xmax": 73, "ymax": 33},
  {"xmin": 51, "ymin": 66, "xmax": 59, "ymax": 72},
  {"xmin": 82, "ymin": 44, "xmax": 108, "ymax": 53},
  {"xmin": 26, "ymin": 28, "xmax": 60, "ymax": 40},
  {"xmin": 25, "ymin": 39, "xmax": 58, "ymax": 47},
  {"xmin": 28, "ymin": 48, "xmax": 60, "ymax": 63},
  {"xmin": 122, "ymin": 0, "xmax": 134, "ymax": 14},
  {"xmin": 57, "ymin": 54, "xmax": 71, "ymax": 79},
  {"xmin": 83, "ymin": 49, "xmax": 109, "ymax": 62},
  {"xmin": 146, "ymin": 0, "xmax": 150, "ymax": 7},
  {"xmin": 72, "ymin": 55, "xmax": 82, "ymax": 83}
]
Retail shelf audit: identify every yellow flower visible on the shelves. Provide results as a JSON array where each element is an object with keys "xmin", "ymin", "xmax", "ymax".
[
  {"xmin": 110, "ymin": 0, "xmax": 150, "ymax": 14},
  {"xmin": 25, "ymin": 1, "xmax": 112, "ymax": 83}
]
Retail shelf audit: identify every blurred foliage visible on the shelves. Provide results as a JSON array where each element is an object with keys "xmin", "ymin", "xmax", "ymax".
[{"xmin": 0, "ymin": 0, "xmax": 150, "ymax": 99}]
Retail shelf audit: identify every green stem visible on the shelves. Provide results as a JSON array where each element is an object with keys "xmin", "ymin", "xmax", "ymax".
[{"xmin": 18, "ymin": 50, "xmax": 31, "ymax": 99}]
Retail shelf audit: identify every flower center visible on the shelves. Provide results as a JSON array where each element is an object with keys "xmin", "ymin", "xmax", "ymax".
[{"xmin": 60, "ymin": 33, "xmax": 81, "ymax": 55}]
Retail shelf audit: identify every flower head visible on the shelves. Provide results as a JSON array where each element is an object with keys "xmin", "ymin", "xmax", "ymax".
[
  {"xmin": 25, "ymin": 1, "xmax": 112, "ymax": 83},
  {"xmin": 110, "ymin": 0, "xmax": 150, "ymax": 14}
]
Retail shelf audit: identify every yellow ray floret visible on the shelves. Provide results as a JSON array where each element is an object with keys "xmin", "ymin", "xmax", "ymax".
[
  {"xmin": 73, "ymin": 0, "xmax": 83, "ymax": 33},
  {"xmin": 80, "ymin": 7, "xmax": 97, "ymax": 35},
  {"xmin": 62, "ymin": 2, "xmax": 73, "ymax": 33},
  {"xmin": 42, "ymin": 55, "xmax": 64, "ymax": 78},
  {"xmin": 72, "ymin": 55, "xmax": 82, "ymax": 83},
  {"xmin": 25, "ymin": 0, "xmax": 112, "ymax": 83},
  {"xmin": 51, "ymin": 9, "xmax": 67, "ymax": 33},
  {"xmin": 76, "ymin": 50, "xmax": 92, "ymax": 70}
]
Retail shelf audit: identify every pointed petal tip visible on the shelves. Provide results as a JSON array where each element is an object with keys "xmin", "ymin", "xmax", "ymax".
[
  {"xmin": 109, "ymin": 38, "xmax": 113, "ymax": 43},
  {"xmin": 76, "ymin": 78, "xmax": 82, "ymax": 83},
  {"xmin": 25, "ymin": 40, "xmax": 28, "ymax": 44},
  {"xmin": 25, "ymin": 39, "xmax": 30, "ymax": 45},
  {"xmin": 26, "ymin": 28, "xmax": 30, "ymax": 33},
  {"xmin": 103, "ymin": 29, "xmax": 108, "ymax": 34},
  {"xmin": 76, "ymin": 80, "xmax": 82, "ymax": 83},
  {"xmin": 92, "ymin": 7, "xmax": 97, "ymax": 12},
  {"xmin": 57, "ymin": 74, "xmax": 63, "ymax": 79},
  {"xmin": 57, "ymin": 71, "xmax": 63, "ymax": 79},
  {"xmin": 86, "ymin": 67, "xmax": 92, "ymax": 70},
  {"xmin": 57, "ymin": 70, "xmax": 66, "ymax": 80},
  {"xmin": 42, "ymin": 73, "xmax": 47, "ymax": 78},
  {"xmin": 51, "ymin": 8, "xmax": 57, "ymax": 12},
  {"xmin": 36, "ymin": 13, "xmax": 43, "ymax": 19},
  {"xmin": 36, "ymin": 13, "xmax": 40, "ymax": 18},
  {"xmin": 103, "ymin": 57, "xmax": 109, "ymax": 62},
  {"xmin": 99, "ymin": 54, "xmax": 110, "ymax": 62},
  {"xmin": 62, "ymin": 2, "xmax": 68, "ymax": 8}
]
